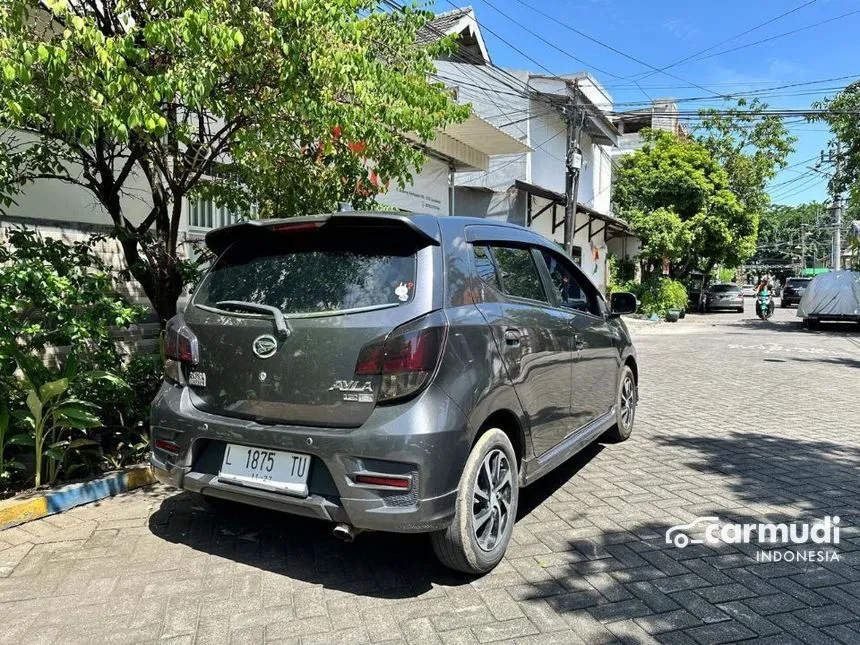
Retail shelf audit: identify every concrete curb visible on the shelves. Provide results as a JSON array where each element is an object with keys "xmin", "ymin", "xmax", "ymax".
[
  {"xmin": 0, "ymin": 464, "xmax": 154, "ymax": 530},
  {"xmin": 622, "ymin": 316, "xmax": 662, "ymax": 334}
]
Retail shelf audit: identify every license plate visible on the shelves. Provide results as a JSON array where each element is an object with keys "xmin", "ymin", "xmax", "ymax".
[{"xmin": 218, "ymin": 444, "xmax": 311, "ymax": 497}]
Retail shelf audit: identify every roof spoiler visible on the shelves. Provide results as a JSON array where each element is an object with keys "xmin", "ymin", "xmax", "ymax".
[{"xmin": 204, "ymin": 212, "xmax": 441, "ymax": 256}]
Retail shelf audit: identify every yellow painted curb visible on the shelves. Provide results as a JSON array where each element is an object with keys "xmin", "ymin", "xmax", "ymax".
[{"xmin": 0, "ymin": 465, "xmax": 155, "ymax": 530}]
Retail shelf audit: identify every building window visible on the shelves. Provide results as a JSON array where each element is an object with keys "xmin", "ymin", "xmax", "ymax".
[{"xmin": 187, "ymin": 196, "xmax": 257, "ymax": 230}]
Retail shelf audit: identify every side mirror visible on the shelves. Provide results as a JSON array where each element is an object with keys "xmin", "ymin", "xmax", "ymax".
[{"xmin": 609, "ymin": 292, "xmax": 637, "ymax": 316}]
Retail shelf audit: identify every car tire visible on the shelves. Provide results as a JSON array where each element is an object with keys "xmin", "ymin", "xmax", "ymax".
[
  {"xmin": 603, "ymin": 365, "xmax": 637, "ymax": 443},
  {"xmin": 431, "ymin": 428, "xmax": 519, "ymax": 575}
]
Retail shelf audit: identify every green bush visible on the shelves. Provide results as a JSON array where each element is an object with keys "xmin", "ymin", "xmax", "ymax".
[
  {"xmin": 630, "ymin": 277, "xmax": 689, "ymax": 318},
  {"xmin": 0, "ymin": 228, "xmax": 146, "ymax": 491}
]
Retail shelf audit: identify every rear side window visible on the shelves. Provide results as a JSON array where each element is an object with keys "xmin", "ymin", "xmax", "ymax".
[
  {"xmin": 473, "ymin": 245, "xmax": 502, "ymax": 290},
  {"xmin": 490, "ymin": 246, "xmax": 548, "ymax": 303},
  {"xmin": 195, "ymin": 227, "xmax": 418, "ymax": 315}
]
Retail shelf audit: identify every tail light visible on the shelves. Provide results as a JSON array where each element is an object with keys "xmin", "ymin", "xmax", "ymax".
[
  {"xmin": 163, "ymin": 314, "xmax": 199, "ymax": 384},
  {"xmin": 355, "ymin": 312, "xmax": 447, "ymax": 403}
]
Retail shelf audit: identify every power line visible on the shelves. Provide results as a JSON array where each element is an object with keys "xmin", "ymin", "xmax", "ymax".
[
  {"xmin": 504, "ymin": 0, "xmax": 727, "ymax": 98},
  {"xmin": 473, "ymin": 0, "xmax": 625, "ymax": 82},
  {"xmin": 441, "ymin": 0, "xmax": 569, "ymax": 80},
  {"xmin": 617, "ymin": 0, "xmax": 820, "ymax": 85},
  {"xmin": 609, "ymin": 75, "xmax": 860, "ymax": 108},
  {"xmin": 689, "ymin": 8, "xmax": 860, "ymax": 65}
]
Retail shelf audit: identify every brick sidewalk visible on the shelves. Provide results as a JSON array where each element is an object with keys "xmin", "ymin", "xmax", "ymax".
[{"xmin": 1, "ymin": 308, "xmax": 858, "ymax": 644}]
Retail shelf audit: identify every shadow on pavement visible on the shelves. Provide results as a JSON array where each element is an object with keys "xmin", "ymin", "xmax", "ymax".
[
  {"xmin": 733, "ymin": 318, "xmax": 860, "ymax": 336},
  {"xmin": 654, "ymin": 431, "xmax": 860, "ymax": 513},
  {"xmin": 517, "ymin": 433, "xmax": 860, "ymax": 643},
  {"xmin": 148, "ymin": 443, "xmax": 605, "ymax": 599},
  {"xmin": 148, "ymin": 491, "xmax": 461, "ymax": 599},
  {"xmin": 782, "ymin": 356, "xmax": 860, "ymax": 369}
]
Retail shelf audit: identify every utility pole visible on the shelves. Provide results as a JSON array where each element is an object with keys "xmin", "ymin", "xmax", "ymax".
[
  {"xmin": 563, "ymin": 80, "xmax": 584, "ymax": 256},
  {"xmin": 829, "ymin": 195, "xmax": 844, "ymax": 271},
  {"xmin": 816, "ymin": 143, "xmax": 845, "ymax": 271},
  {"xmin": 800, "ymin": 225, "xmax": 807, "ymax": 272}
]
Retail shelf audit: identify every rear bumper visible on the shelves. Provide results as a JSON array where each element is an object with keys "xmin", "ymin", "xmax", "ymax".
[
  {"xmin": 707, "ymin": 301, "xmax": 744, "ymax": 309},
  {"xmin": 149, "ymin": 382, "xmax": 471, "ymax": 533}
]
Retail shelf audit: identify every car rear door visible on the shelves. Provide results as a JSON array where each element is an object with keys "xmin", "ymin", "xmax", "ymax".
[
  {"xmin": 467, "ymin": 241, "xmax": 574, "ymax": 458},
  {"xmin": 182, "ymin": 216, "xmax": 440, "ymax": 428}
]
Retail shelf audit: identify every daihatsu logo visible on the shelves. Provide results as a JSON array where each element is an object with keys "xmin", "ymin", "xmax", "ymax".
[{"xmin": 252, "ymin": 334, "xmax": 278, "ymax": 359}]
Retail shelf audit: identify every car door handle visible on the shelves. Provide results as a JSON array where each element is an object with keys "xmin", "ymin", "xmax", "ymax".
[
  {"xmin": 573, "ymin": 334, "xmax": 585, "ymax": 351},
  {"xmin": 504, "ymin": 328, "xmax": 521, "ymax": 346}
]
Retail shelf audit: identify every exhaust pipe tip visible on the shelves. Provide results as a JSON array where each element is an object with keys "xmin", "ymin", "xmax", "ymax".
[{"xmin": 332, "ymin": 523, "xmax": 360, "ymax": 543}]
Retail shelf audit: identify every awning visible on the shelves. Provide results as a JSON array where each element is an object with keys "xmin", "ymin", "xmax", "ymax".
[
  {"xmin": 514, "ymin": 179, "xmax": 631, "ymax": 238},
  {"xmin": 408, "ymin": 113, "xmax": 531, "ymax": 172}
]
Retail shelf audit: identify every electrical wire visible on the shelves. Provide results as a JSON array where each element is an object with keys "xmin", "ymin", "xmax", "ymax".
[
  {"xmin": 473, "ymin": 0, "xmax": 626, "ymax": 82},
  {"xmin": 618, "ymin": 0, "xmax": 821, "ymax": 85},
  {"xmin": 504, "ymin": 0, "xmax": 727, "ymax": 97},
  {"xmin": 689, "ymin": 8, "xmax": 860, "ymax": 65}
]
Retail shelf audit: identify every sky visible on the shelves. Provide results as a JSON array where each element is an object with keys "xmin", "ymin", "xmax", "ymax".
[{"xmin": 427, "ymin": 0, "xmax": 860, "ymax": 206}]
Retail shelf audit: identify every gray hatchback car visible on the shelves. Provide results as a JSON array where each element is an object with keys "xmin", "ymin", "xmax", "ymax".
[{"xmin": 151, "ymin": 212, "xmax": 638, "ymax": 574}]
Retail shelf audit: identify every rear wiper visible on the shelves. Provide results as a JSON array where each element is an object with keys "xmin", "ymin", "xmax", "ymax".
[{"xmin": 216, "ymin": 301, "xmax": 291, "ymax": 340}]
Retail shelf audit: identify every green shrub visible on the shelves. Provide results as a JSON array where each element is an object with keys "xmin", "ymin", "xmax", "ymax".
[
  {"xmin": 631, "ymin": 277, "xmax": 689, "ymax": 317},
  {"xmin": 0, "ymin": 228, "xmax": 144, "ymax": 490}
]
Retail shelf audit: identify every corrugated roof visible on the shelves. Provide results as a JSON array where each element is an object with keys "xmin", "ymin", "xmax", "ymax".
[{"xmin": 416, "ymin": 6, "xmax": 473, "ymax": 45}]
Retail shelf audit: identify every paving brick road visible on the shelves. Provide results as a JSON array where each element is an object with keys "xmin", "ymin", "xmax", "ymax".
[{"xmin": 1, "ymin": 303, "xmax": 859, "ymax": 644}]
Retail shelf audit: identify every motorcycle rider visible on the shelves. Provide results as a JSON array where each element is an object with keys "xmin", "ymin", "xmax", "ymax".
[{"xmin": 754, "ymin": 276, "xmax": 775, "ymax": 318}]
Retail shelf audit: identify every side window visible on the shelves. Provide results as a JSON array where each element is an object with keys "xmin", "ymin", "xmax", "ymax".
[
  {"xmin": 491, "ymin": 246, "xmax": 549, "ymax": 303},
  {"xmin": 472, "ymin": 245, "xmax": 502, "ymax": 291},
  {"xmin": 541, "ymin": 250, "xmax": 599, "ymax": 316}
]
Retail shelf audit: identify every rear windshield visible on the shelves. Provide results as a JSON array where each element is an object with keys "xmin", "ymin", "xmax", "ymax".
[
  {"xmin": 788, "ymin": 278, "xmax": 812, "ymax": 286},
  {"xmin": 194, "ymin": 227, "xmax": 418, "ymax": 315},
  {"xmin": 710, "ymin": 284, "xmax": 740, "ymax": 292}
]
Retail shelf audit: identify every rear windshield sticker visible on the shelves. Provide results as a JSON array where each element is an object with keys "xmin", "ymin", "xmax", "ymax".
[{"xmin": 395, "ymin": 282, "xmax": 410, "ymax": 302}]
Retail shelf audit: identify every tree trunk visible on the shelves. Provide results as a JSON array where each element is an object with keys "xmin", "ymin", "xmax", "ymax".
[{"xmin": 112, "ymin": 195, "xmax": 185, "ymax": 326}]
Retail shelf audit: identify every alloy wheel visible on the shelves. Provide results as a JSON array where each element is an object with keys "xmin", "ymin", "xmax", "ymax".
[
  {"xmin": 620, "ymin": 375, "xmax": 637, "ymax": 429},
  {"xmin": 472, "ymin": 448, "xmax": 513, "ymax": 552}
]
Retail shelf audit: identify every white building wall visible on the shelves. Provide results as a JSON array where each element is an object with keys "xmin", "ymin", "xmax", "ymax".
[
  {"xmin": 2, "ymin": 130, "xmax": 154, "ymax": 229},
  {"xmin": 434, "ymin": 61, "xmax": 531, "ymax": 193},
  {"xmin": 377, "ymin": 155, "xmax": 450, "ymax": 215},
  {"xmin": 528, "ymin": 106, "xmax": 566, "ymax": 194}
]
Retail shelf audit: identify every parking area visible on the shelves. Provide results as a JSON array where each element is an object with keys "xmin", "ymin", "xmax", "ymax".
[{"xmin": 1, "ymin": 304, "xmax": 858, "ymax": 644}]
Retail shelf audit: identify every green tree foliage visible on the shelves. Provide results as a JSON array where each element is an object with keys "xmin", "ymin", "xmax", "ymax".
[
  {"xmin": 0, "ymin": 228, "xmax": 142, "ymax": 368},
  {"xmin": 613, "ymin": 130, "xmax": 753, "ymax": 279},
  {"xmin": 754, "ymin": 202, "xmax": 829, "ymax": 267},
  {"xmin": 0, "ymin": 0, "xmax": 468, "ymax": 322},
  {"xmin": 812, "ymin": 82, "xmax": 860, "ymax": 201},
  {"xmin": 697, "ymin": 98, "xmax": 795, "ymax": 219}
]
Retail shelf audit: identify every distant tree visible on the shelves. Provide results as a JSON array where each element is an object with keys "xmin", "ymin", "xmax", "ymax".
[
  {"xmin": 613, "ymin": 130, "xmax": 753, "ymax": 280},
  {"xmin": 811, "ymin": 82, "xmax": 860, "ymax": 201},
  {"xmin": 0, "ymin": 0, "xmax": 467, "ymax": 323},
  {"xmin": 754, "ymin": 202, "xmax": 828, "ymax": 267},
  {"xmin": 697, "ymin": 98, "xmax": 796, "ymax": 220}
]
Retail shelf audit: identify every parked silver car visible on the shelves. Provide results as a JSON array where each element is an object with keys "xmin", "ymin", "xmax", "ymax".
[
  {"xmin": 705, "ymin": 283, "xmax": 745, "ymax": 313},
  {"xmin": 150, "ymin": 213, "xmax": 638, "ymax": 574}
]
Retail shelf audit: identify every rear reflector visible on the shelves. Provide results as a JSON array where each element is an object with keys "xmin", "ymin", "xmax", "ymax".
[
  {"xmin": 355, "ymin": 474, "xmax": 411, "ymax": 489},
  {"xmin": 154, "ymin": 439, "xmax": 181, "ymax": 454}
]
